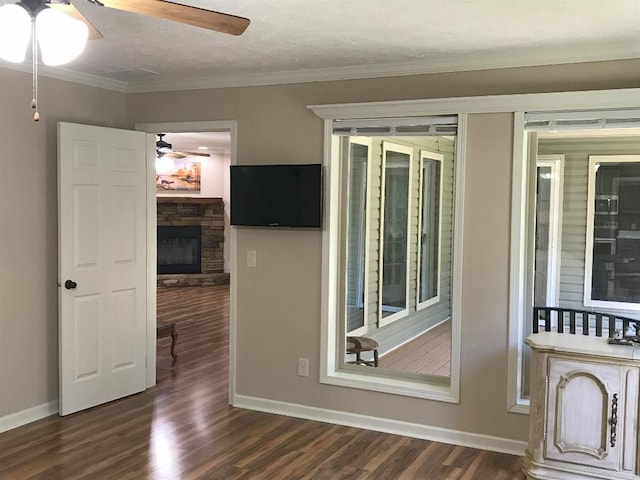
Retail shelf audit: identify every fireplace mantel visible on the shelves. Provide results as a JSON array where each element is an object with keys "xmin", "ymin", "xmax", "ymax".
[{"xmin": 157, "ymin": 197, "xmax": 222, "ymax": 204}]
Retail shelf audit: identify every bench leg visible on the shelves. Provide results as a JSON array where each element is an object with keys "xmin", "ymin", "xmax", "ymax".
[{"xmin": 170, "ymin": 327, "xmax": 178, "ymax": 362}]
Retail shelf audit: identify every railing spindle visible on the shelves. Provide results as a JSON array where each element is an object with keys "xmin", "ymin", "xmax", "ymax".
[
  {"xmin": 570, "ymin": 311, "xmax": 576, "ymax": 334},
  {"xmin": 532, "ymin": 307, "xmax": 640, "ymax": 340}
]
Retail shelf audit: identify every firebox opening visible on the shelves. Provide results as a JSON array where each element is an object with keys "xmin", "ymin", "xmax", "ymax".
[{"xmin": 157, "ymin": 225, "xmax": 202, "ymax": 274}]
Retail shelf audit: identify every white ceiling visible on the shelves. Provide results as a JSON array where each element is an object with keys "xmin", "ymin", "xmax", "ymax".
[{"xmin": 1, "ymin": 0, "xmax": 638, "ymax": 93}]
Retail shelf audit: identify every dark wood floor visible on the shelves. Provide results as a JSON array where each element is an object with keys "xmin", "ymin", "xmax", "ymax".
[{"xmin": 0, "ymin": 285, "xmax": 523, "ymax": 479}]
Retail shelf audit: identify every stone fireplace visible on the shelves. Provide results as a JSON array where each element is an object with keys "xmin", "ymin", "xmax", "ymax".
[{"xmin": 157, "ymin": 197, "xmax": 229, "ymax": 287}]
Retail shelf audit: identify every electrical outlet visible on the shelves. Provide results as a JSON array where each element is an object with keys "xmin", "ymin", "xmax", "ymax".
[{"xmin": 297, "ymin": 358, "xmax": 309, "ymax": 377}]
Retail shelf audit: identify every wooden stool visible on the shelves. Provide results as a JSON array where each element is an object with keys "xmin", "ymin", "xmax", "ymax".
[
  {"xmin": 346, "ymin": 336, "xmax": 378, "ymax": 367},
  {"xmin": 157, "ymin": 322, "xmax": 178, "ymax": 362}
]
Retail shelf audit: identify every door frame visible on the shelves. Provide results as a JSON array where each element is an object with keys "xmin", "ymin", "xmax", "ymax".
[{"xmin": 135, "ymin": 120, "xmax": 238, "ymax": 396}]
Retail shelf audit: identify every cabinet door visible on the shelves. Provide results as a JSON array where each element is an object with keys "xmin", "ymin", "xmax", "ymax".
[{"xmin": 545, "ymin": 358, "xmax": 621, "ymax": 471}]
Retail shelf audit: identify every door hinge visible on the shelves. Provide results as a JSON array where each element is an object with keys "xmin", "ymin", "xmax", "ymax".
[{"xmin": 545, "ymin": 374, "xmax": 549, "ymax": 386}]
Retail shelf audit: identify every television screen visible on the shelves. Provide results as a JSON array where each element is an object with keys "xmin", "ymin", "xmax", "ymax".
[{"xmin": 230, "ymin": 164, "xmax": 323, "ymax": 228}]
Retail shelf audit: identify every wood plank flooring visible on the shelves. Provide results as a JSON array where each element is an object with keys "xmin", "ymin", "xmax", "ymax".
[
  {"xmin": 379, "ymin": 321, "xmax": 451, "ymax": 376},
  {"xmin": 0, "ymin": 285, "xmax": 524, "ymax": 480}
]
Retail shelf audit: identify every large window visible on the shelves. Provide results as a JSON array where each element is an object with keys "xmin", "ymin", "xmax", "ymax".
[
  {"xmin": 508, "ymin": 107, "xmax": 640, "ymax": 413},
  {"xmin": 585, "ymin": 156, "xmax": 640, "ymax": 310},
  {"xmin": 316, "ymin": 111, "xmax": 465, "ymax": 402}
]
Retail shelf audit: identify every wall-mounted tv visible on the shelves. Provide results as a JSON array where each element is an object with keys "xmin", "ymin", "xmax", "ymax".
[{"xmin": 230, "ymin": 164, "xmax": 323, "ymax": 228}]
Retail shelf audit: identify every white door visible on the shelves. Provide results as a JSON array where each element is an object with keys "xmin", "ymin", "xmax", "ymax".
[{"xmin": 58, "ymin": 122, "xmax": 149, "ymax": 416}]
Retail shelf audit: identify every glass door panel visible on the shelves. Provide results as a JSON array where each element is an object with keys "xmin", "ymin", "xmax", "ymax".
[
  {"xmin": 380, "ymin": 144, "xmax": 411, "ymax": 324},
  {"xmin": 346, "ymin": 140, "xmax": 369, "ymax": 334},
  {"xmin": 418, "ymin": 154, "xmax": 442, "ymax": 307}
]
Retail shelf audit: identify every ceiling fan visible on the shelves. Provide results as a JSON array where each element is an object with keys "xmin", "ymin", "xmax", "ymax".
[
  {"xmin": 0, "ymin": 0, "xmax": 250, "ymax": 120},
  {"xmin": 156, "ymin": 134, "xmax": 211, "ymax": 159},
  {"xmin": 25, "ymin": 0, "xmax": 250, "ymax": 38}
]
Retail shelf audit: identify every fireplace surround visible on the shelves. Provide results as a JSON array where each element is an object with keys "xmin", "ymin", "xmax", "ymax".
[{"xmin": 157, "ymin": 197, "xmax": 229, "ymax": 287}]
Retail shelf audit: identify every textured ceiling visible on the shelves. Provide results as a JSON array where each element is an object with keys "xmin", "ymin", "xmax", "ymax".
[{"xmin": 1, "ymin": 0, "xmax": 638, "ymax": 91}]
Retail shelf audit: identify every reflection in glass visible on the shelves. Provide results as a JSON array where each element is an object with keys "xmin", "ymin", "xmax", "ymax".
[
  {"xmin": 338, "ymin": 134, "xmax": 456, "ymax": 379},
  {"xmin": 381, "ymin": 150, "xmax": 410, "ymax": 318},
  {"xmin": 590, "ymin": 161, "xmax": 640, "ymax": 304},
  {"xmin": 534, "ymin": 166, "xmax": 552, "ymax": 308},
  {"xmin": 418, "ymin": 158, "xmax": 441, "ymax": 305},
  {"xmin": 346, "ymin": 142, "xmax": 368, "ymax": 334}
]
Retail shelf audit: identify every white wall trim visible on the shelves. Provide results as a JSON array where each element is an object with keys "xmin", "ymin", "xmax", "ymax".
[
  {"xmin": 232, "ymin": 394, "xmax": 527, "ymax": 456},
  {"xmin": 309, "ymin": 89, "xmax": 640, "ymax": 120},
  {"xmin": 123, "ymin": 43, "xmax": 640, "ymax": 93},
  {"xmin": 507, "ymin": 112, "xmax": 532, "ymax": 415},
  {"xmin": 0, "ymin": 401, "xmax": 59, "ymax": 434}
]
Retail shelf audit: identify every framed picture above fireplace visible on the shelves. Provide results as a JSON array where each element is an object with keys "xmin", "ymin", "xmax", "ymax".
[{"xmin": 156, "ymin": 157, "xmax": 202, "ymax": 192}]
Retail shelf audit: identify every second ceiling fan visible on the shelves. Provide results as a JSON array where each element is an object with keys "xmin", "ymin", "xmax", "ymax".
[{"xmin": 157, "ymin": 134, "xmax": 210, "ymax": 159}]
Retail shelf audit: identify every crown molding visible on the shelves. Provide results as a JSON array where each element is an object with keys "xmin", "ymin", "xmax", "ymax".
[
  {"xmin": 0, "ymin": 41, "xmax": 638, "ymax": 95},
  {"xmin": 124, "ymin": 41, "xmax": 640, "ymax": 94},
  {"xmin": 0, "ymin": 61, "xmax": 128, "ymax": 92},
  {"xmin": 308, "ymin": 88, "xmax": 640, "ymax": 119}
]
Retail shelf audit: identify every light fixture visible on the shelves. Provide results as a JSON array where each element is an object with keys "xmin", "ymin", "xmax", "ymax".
[
  {"xmin": 156, "ymin": 134, "xmax": 173, "ymax": 156},
  {"xmin": 0, "ymin": 0, "xmax": 88, "ymax": 121}
]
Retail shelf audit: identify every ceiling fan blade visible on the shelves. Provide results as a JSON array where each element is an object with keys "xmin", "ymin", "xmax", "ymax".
[
  {"xmin": 50, "ymin": 3, "xmax": 103, "ymax": 40},
  {"xmin": 175, "ymin": 151, "xmax": 210, "ymax": 157},
  {"xmin": 96, "ymin": 0, "xmax": 250, "ymax": 36}
]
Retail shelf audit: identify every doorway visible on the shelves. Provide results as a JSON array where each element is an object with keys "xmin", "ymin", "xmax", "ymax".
[{"xmin": 136, "ymin": 121, "xmax": 236, "ymax": 399}]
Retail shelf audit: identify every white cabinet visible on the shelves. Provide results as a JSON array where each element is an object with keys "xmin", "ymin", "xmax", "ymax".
[{"xmin": 523, "ymin": 333, "xmax": 640, "ymax": 480}]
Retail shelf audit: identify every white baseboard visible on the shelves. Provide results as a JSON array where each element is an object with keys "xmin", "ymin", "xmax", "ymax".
[
  {"xmin": 232, "ymin": 394, "xmax": 527, "ymax": 456},
  {"xmin": 0, "ymin": 401, "xmax": 59, "ymax": 434}
]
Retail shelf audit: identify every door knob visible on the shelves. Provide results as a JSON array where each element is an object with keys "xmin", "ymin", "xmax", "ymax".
[{"xmin": 64, "ymin": 280, "xmax": 77, "ymax": 290}]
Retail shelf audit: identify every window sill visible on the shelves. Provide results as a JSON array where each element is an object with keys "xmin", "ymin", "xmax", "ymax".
[{"xmin": 320, "ymin": 368, "xmax": 459, "ymax": 403}]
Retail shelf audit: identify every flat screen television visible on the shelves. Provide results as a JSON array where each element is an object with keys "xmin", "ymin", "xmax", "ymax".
[{"xmin": 230, "ymin": 164, "xmax": 323, "ymax": 228}]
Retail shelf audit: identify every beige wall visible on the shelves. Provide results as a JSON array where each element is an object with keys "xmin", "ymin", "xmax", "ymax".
[
  {"xmin": 125, "ymin": 60, "xmax": 639, "ymax": 442},
  {"xmin": 0, "ymin": 68, "xmax": 128, "ymax": 416},
  {"xmin": 2, "ymin": 59, "xmax": 639, "ymax": 441}
]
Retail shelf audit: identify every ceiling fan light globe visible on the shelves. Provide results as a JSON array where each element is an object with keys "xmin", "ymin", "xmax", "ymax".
[
  {"xmin": 36, "ymin": 8, "xmax": 88, "ymax": 66},
  {"xmin": 0, "ymin": 4, "xmax": 31, "ymax": 63}
]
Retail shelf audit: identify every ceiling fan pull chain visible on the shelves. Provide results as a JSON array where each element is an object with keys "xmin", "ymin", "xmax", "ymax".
[{"xmin": 31, "ymin": 16, "xmax": 39, "ymax": 122}]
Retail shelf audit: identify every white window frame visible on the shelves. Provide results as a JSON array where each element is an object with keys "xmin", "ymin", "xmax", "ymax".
[
  {"xmin": 535, "ymin": 154, "xmax": 564, "ymax": 309},
  {"xmin": 312, "ymin": 109, "xmax": 465, "ymax": 403},
  {"xmin": 346, "ymin": 136, "xmax": 372, "ymax": 336},
  {"xmin": 307, "ymin": 86, "xmax": 640, "ymax": 406},
  {"xmin": 378, "ymin": 141, "xmax": 413, "ymax": 327},
  {"xmin": 417, "ymin": 150, "xmax": 444, "ymax": 310},
  {"xmin": 584, "ymin": 154, "xmax": 640, "ymax": 312},
  {"xmin": 506, "ymin": 90, "xmax": 640, "ymax": 415}
]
